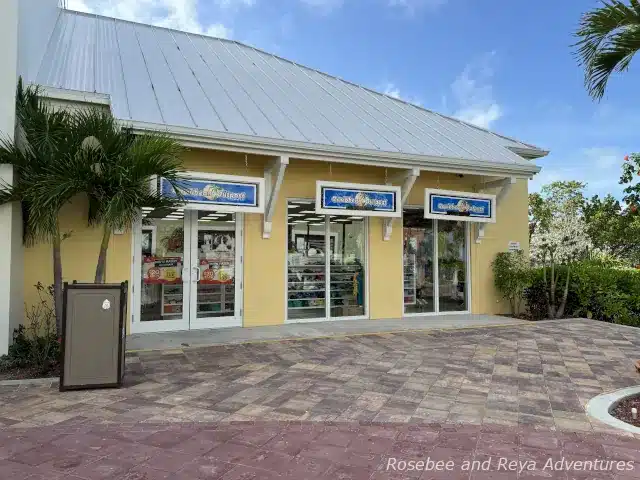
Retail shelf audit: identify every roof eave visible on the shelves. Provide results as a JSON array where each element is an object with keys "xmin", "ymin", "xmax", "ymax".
[
  {"xmin": 128, "ymin": 120, "xmax": 542, "ymax": 179},
  {"xmin": 507, "ymin": 146, "xmax": 550, "ymax": 160}
]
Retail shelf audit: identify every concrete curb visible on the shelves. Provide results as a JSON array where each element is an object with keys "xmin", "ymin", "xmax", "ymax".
[
  {"xmin": 126, "ymin": 321, "xmax": 534, "ymax": 354},
  {"xmin": 586, "ymin": 386, "xmax": 640, "ymax": 435},
  {"xmin": 0, "ymin": 377, "xmax": 58, "ymax": 387}
]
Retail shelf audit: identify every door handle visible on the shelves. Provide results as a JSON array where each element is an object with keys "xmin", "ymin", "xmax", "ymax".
[
  {"xmin": 192, "ymin": 266, "xmax": 201, "ymax": 282},
  {"xmin": 181, "ymin": 267, "xmax": 189, "ymax": 282}
]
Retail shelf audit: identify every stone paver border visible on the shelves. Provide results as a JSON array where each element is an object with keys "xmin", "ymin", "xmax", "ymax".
[{"xmin": 587, "ymin": 386, "xmax": 640, "ymax": 435}]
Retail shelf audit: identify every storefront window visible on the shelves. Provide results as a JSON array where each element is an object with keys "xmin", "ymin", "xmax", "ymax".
[
  {"xmin": 403, "ymin": 211, "xmax": 435, "ymax": 314},
  {"xmin": 403, "ymin": 209, "xmax": 468, "ymax": 314},
  {"xmin": 329, "ymin": 217, "xmax": 365, "ymax": 318},
  {"xmin": 438, "ymin": 220, "xmax": 467, "ymax": 312},
  {"xmin": 140, "ymin": 208, "xmax": 186, "ymax": 322},
  {"xmin": 287, "ymin": 201, "xmax": 326, "ymax": 320},
  {"xmin": 195, "ymin": 211, "xmax": 236, "ymax": 318},
  {"xmin": 287, "ymin": 200, "xmax": 367, "ymax": 320}
]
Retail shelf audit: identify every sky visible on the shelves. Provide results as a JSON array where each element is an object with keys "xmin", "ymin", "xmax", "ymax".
[{"xmin": 65, "ymin": 0, "xmax": 640, "ymax": 201}]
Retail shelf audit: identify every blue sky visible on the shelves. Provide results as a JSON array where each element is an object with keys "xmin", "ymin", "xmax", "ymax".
[{"xmin": 68, "ymin": 0, "xmax": 640, "ymax": 201}]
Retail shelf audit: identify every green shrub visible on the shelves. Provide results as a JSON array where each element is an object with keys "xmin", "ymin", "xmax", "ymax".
[
  {"xmin": 525, "ymin": 262, "xmax": 640, "ymax": 325},
  {"xmin": 0, "ymin": 283, "xmax": 60, "ymax": 375},
  {"xmin": 492, "ymin": 250, "xmax": 531, "ymax": 315},
  {"xmin": 524, "ymin": 276, "xmax": 549, "ymax": 321}
]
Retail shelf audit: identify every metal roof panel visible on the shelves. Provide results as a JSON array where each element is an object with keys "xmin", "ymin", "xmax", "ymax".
[{"xmin": 33, "ymin": 9, "xmax": 546, "ymax": 168}]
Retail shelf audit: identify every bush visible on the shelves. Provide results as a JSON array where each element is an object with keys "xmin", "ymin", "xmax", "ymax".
[
  {"xmin": 0, "ymin": 283, "xmax": 60, "ymax": 375},
  {"xmin": 492, "ymin": 250, "xmax": 531, "ymax": 316},
  {"xmin": 524, "ymin": 276, "xmax": 549, "ymax": 321},
  {"xmin": 525, "ymin": 262, "xmax": 640, "ymax": 325}
]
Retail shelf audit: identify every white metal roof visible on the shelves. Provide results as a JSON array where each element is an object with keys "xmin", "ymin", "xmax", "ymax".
[{"xmin": 28, "ymin": 9, "xmax": 546, "ymax": 174}]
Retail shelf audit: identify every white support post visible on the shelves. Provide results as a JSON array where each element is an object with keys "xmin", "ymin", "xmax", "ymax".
[
  {"xmin": 263, "ymin": 155, "xmax": 288, "ymax": 239},
  {"xmin": 473, "ymin": 176, "xmax": 516, "ymax": 244},
  {"xmin": 383, "ymin": 168, "xmax": 419, "ymax": 241},
  {"xmin": 0, "ymin": 0, "xmax": 22, "ymax": 355}
]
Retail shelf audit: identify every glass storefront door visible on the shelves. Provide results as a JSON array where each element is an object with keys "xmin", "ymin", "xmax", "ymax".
[
  {"xmin": 403, "ymin": 208, "xmax": 469, "ymax": 314},
  {"xmin": 287, "ymin": 200, "xmax": 367, "ymax": 322},
  {"xmin": 133, "ymin": 208, "xmax": 243, "ymax": 333}
]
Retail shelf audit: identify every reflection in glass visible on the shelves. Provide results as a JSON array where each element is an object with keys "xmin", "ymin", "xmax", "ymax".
[
  {"xmin": 437, "ymin": 221, "xmax": 467, "ymax": 312},
  {"xmin": 403, "ymin": 210, "xmax": 435, "ymax": 314},
  {"xmin": 140, "ymin": 208, "xmax": 185, "ymax": 322},
  {"xmin": 329, "ymin": 217, "xmax": 365, "ymax": 318},
  {"xmin": 196, "ymin": 211, "xmax": 236, "ymax": 318},
  {"xmin": 287, "ymin": 201, "xmax": 326, "ymax": 320}
]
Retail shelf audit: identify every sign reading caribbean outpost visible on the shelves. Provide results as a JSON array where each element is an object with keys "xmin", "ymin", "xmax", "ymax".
[
  {"xmin": 315, "ymin": 181, "xmax": 402, "ymax": 218},
  {"xmin": 160, "ymin": 173, "xmax": 265, "ymax": 213},
  {"xmin": 424, "ymin": 188, "xmax": 496, "ymax": 223}
]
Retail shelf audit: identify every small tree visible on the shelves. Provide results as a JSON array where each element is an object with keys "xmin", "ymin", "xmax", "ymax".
[
  {"xmin": 70, "ymin": 108, "xmax": 186, "ymax": 283},
  {"xmin": 0, "ymin": 81, "xmax": 90, "ymax": 334},
  {"xmin": 492, "ymin": 250, "xmax": 531, "ymax": 316},
  {"xmin": 531, "ymin": 213, "xmax": 592, "ymax": 318}
]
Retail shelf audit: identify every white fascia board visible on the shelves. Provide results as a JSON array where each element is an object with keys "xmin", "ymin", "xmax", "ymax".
[
  {"xmin": 37, "ymin": 85, "xmax": 111, "ymax": 106},
  {"xmin": 127, "ymin": 120, "xmax": 541, "ymax": 179}
]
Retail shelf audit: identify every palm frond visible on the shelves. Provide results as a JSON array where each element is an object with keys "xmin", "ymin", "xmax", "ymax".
[{"xmin": 573, "ymin": 0, "xmax": 640, "ymax": 99}]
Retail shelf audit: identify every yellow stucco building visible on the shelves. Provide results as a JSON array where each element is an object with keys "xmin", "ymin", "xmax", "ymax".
[{"xmin": 3, "ymin": 1, "xmax": 546, "ymax": 346}]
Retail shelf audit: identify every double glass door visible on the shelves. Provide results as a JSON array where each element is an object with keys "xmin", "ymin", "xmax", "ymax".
[
  {"xmin": 286, "ymin": 200, "xmax": 367, "ymax": 322},
  {"xmin": 403, "ymin": 208, "xmax": 469, "ymax": 314},
  {"xmin": 133, "ymin": 208, "xmax": 242, "ymax": 333}
]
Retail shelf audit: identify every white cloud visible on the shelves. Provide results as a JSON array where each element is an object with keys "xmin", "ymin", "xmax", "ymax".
[
  {"xmin": 388, "ymin": 0, "xmax": 448, "ymax": 14},
  {"xmin": 381, "ymin": 82, "xmax": 421, "ymax": 106},
  {"xmin": 383, "ymin": 83, "xmax": 401, "ymax": 99},
  {"xmin": 300, "ymin": 0, "xmax": 344, "ymax": 14},
  {"xmin": 582, "ymin": 147, "xmax": 623, "ymax": 170},
  {"xmin": 530, "ymin": 147, "xmax": 626, "ymax": 198},
  {"xmin": 65, "ymin": 0, "xmax": 233, "ymax": 38},
  {"xmin": 450, "ymin": 51, "xmax": 502, "ymax": 129}
]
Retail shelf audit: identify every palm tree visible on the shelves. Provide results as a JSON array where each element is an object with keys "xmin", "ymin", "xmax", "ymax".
[
  {"xmin": 70, "ymin": 108, "xmax": 186, "ymax": 283},
  {"xmin": 0, "ymin": 80, "xmax": 90, "ymax": 333},
  {"xmin": 574, "ymin": 0, "xmax": 640, "ymax": 100}
]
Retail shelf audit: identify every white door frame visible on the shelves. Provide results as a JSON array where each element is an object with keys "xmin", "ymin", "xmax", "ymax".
[
  {"xmin": 130, "ymin": 211, "xmax": 244, "ymax": 334},
  {"xmin": 401, "ymin": 206, "xmax": 471, "ymax": 317},
  {"xmin": 188, "ymin": 212, "xmax": 243, "ymax": 330},
  {"xmin": 131, "ymin": 216, "xmax": 191, "ymax": 334}
]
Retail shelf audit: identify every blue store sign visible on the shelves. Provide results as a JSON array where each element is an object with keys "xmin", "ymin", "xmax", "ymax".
[
  {"xmin": 160, "ymin": 175, "xmax": 264, "ymax": 212},
  {"xmin": 424, "ymin": 188, "xmax": 496, "ymax": 223},
  {"xmin": 316, "ymin": 181, "xmax": 401, "ymax": 217}
]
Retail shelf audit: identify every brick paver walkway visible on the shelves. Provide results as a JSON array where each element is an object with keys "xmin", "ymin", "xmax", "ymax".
[{"xmin": 0, "ymin": 319, "xmax": 639, "ymax": 478}]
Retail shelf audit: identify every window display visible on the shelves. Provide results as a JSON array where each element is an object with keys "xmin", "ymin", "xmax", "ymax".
[
  {"xmin": 287, "ymin": 200, "xmax": 366, "ymax": 321},
  {"xmin": 194, "ymin": 212, "xmax": 236, "ymax": 318},
  {"xmin": 403, "ymin": 209, "xmax": 468, "ymax": 314}
]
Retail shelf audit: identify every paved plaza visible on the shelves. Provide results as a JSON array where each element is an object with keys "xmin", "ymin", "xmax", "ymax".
[{"xmin": 0, "ymin": 319, "xmax": 639, "ymax": 478}]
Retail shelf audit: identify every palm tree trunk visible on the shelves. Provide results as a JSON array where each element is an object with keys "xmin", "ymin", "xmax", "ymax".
[
  {"xmin": 94, "ymin": 227, "xmax": 111, "ymax": 283},
  {"xmin": 52, "ymin": 229, "xmax": 63, "ymax": 336}
]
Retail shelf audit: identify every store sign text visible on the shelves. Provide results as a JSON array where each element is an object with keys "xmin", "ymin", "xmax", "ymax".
[
  {"xmin": 161, "ymin": 178, "xmax": 258, "ymax": 207},
  {"xmin": 316, "ymin": 181, "xmax": 401, "ymax": 218},
  {"xmin": 424, "ymin": 189, "xmax": 496, "ymax": 223}
]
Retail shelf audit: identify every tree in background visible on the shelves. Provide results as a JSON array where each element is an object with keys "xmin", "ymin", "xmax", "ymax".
[
  {"xmin": 528, "ymin": 181, "xmax": 586, "ymax": 239},
  {"xmin": 574, "ymin": 0, "xmax": 640, "ymax": 100},
  {"xmin": 584, "ymin": 193, "xmax": 640, "ymax": 265},
  {"xmin": 531, "ymin": 213, "xmax": 592, "ymax": 319}
]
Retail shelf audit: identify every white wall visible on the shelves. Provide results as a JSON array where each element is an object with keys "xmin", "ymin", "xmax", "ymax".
[{"xmin": 0, "ymin": 0, "xmax": 23, "ymax": 354}]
